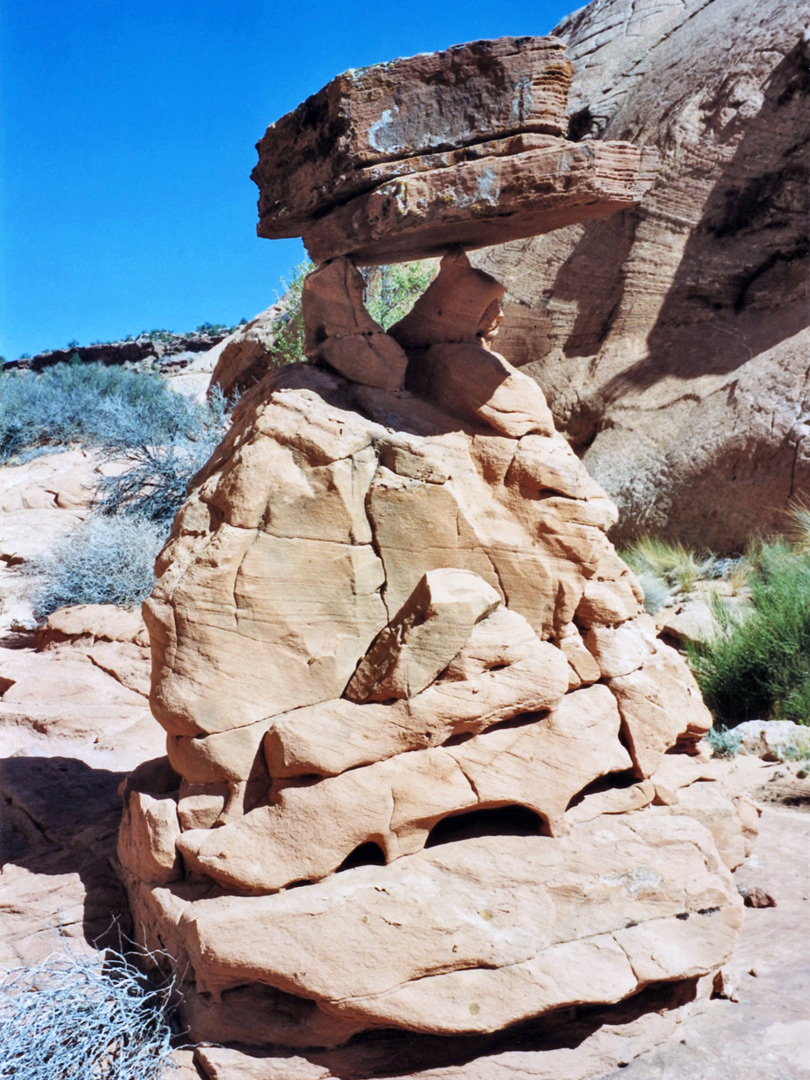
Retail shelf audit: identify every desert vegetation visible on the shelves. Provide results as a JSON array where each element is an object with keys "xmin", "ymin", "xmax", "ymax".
[
  {"xmin": 0, "ymin": 362, "xmax": 229, "ymax": 614},
  {"xmin": 0, "ymin": 944, "xmax": 176, "ymax": 1080},
  {"xmin": 0, "ymin": 361, "xmax": 224, "ymax": 468},
  {"xmin": 624, "ymin": 520, "xmax": 810, "ymax": 730},
  {"xmin": 687, "ymin": 539, "xmax": 810, "ymax": 727}
]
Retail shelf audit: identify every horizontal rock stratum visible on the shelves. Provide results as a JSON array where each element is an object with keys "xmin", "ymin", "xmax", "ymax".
[{"xmin": 252, "ymin": 36, "xmax": 656, "ymax": 263}]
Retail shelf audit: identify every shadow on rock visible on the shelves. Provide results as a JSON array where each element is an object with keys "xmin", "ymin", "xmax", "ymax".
[
  {"xmin": 196, "ymin": 979, "xmax": 704, "ymax": 1080},
  {"xmin": 0, "ymin": 755, "xmax": 132, "ymax": 951}
]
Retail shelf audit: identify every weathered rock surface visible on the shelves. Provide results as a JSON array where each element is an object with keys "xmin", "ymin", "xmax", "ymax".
[
  {"xmin": 471, "ymin": 0, "xmax": 810, "ymax": 549},
  {"xmin": 177, "ymin": 813, "xmax": 740, "ymax": 1033},
  {"xmin": 253, "ymin": 37, "xmax": 574, "ymax": 238},
  {"xmin": 0, "ymin": 602, "xmax": 158, "ymax": 764},
  {"xmin": 302, "ymin": 138, "xmax": 657, "ymax": 265},
  {"xmin": 252, "ymin": 36, "xmax": 656, "ymax": 264},
  {"xmin": 123, "ymin": 252, "xmax": 751, "ymax": 1066}
]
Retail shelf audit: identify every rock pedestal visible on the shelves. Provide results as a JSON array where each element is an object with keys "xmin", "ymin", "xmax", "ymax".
[{"xmin": 119, "ymin": 34, "xmax": 755, "ymax": 1078}]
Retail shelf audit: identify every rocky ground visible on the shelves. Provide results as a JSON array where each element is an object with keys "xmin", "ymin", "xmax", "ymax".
[{"xmin": 0, "ymin": 448, "xmax": 808, "ymax": 1078}]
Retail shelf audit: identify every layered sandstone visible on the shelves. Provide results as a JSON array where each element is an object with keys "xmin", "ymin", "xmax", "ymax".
[
  {"xmin": 252, "ymin": 36, "xmax": 656, "ymax": 264},
  {"xmin": 119, "ymin": 32, "xmax": 754, "ymax": 1075},
  {"xmin": 121, "ymin": 256, "xmax": 752, "ymax": 1064},
  {"xmin": 252, "ymin": 37, "xmax": 574, "ymax": 238},
  {"xmin": 471, "ymin": 0, "xmax": 810, "ymax": 549}
]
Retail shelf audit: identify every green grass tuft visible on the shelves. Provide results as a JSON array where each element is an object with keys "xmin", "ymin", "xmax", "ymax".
[
  {"xmin": 687, "ymin": 541, "xmax": 810, "ymax": 726},
  {"xmin": 623, "ymin": 536, "xmax": 716, "ymax": 596}
]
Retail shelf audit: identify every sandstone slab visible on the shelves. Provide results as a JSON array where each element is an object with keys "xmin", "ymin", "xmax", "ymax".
[
  {"xmin": 253, "ymin": 37, "xmax": 573, "ymax": 238},
  {"xmin": 177, "ymin": 810, "xmax": 741, "ymax": 1033},
  {"xmin": 345, "ymin": 568, "xmax": 500, "ymax": 703},
  {"xmin": 302, "ymin": 139, "xmax": 656, "ymax": 264}
]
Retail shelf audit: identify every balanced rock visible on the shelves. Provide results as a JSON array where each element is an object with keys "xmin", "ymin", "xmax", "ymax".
[
  {"xmin": 252, "ymin": 36, "xmax": 656, "ymax": 263},
  {"xmin": 253, "ymin": 37, "xmax": 574, "ymax": 238},
  {"xmin": 120, "ymin": 33, "xmax": 753, "ymax": 1074}
]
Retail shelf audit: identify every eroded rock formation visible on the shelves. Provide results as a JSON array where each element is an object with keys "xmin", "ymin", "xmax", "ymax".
[{"xmin": 119, "ymin": 34, "xmax": 755, "ymax": 1077}]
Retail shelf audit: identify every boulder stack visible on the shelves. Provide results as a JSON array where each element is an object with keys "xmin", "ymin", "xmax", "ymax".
[{"xmin": 119, "ymin": 35, "xmax": 756, "ymax": 1078}]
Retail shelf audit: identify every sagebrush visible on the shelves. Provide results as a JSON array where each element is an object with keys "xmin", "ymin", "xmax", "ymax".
[
  {"xmin": 0, "ymin": 361, "xmax": 222, "ymax": 465},
  {"xmin": 0, "ymin": 946, "xmax": 176, "ymax": 1079},
  {"xmin": 29, "ymin": 516, "xmax": 166, "ymax": 616},
  {"xmin": 93, "ymin": 386, "xmax": 229, "ymax": 524}
]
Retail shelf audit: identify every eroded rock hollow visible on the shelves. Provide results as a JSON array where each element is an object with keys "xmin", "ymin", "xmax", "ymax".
[{"xmin": 119, "ymin": 35, "xmax": 756, "ymax": 1075}]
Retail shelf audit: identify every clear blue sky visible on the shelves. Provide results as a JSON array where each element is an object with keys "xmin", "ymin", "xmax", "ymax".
[{"xmin": 1, "ymin": 0, "xmax": 577, "ymax": 360}]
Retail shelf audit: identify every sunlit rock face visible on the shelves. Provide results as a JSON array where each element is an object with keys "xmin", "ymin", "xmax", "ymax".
[
  {"xmin": 252, "ymin": 35, "xmax": 656, "ymax": 263},
  {"xmin": 472, "ymin": 0, "xmax": 810, "ymax": 551},
  {"xmin": 118, "ymin": 31, "xmax": 754, "ymax": 1074}
]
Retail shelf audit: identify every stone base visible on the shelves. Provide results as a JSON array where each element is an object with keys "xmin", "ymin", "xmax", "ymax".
[{"xmin": 191, "ymin": 977, "xmax": 714, "ymax": 1080}]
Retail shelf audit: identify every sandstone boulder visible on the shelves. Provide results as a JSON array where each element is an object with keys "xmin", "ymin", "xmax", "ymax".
[
  {"xmin": 209, "ymin": 298, "xmax": 297, "ymax": 400},
  {"xmin": 253, "ymin": 37, "xmax": 574, "ymax": 238},
  {"xmin": 175, "ymin": 812, "xmax": 740, "ymax": 1035},
  {"xmin": 125, "ymin": 253, "xmax": 748, "ymax": 1058}
]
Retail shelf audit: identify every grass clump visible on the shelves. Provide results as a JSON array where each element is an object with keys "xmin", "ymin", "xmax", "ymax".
[
  {"xmin": 687, "ymin": 541, "xmax": 810, "ymax": 726},
  {"xmin": 622, "ymin": 536, "xmax": 716, "ymax": 598},
  {"xmin": 706, "ymin": 724, "xmax": 743, "ymax": 758},
  {"xmin": 28, "ymin": 516, "xmax": 166, "ymax": 616},
  {"xmin": 0, "ymin": 946, "xmax": 177, "ymax": 1079}
]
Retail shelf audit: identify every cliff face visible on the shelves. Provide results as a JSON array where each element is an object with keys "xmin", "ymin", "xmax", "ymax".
[{"xmin": 474, "ymin": 0, "xmax": 810, "ymax": 550}]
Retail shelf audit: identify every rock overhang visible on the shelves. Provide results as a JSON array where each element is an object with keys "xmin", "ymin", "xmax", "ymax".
[{"xmin": 252, "ymin": 35, "xmax": 657, "ymax": 263}]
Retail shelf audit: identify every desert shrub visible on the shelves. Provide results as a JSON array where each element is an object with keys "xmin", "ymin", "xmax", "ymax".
[
  {"xmin": 687, "ymin": 541, "xmax": 810, "ymax": 726},
  {"xmin": 363, "ymin": 261, "xmax": 438, "ymax": 328},
  {"xmin": 269, "ymin": 260, "xmax": 314, "ymax": 366},
  {"xmin": 623, "ymin": 563, "xmax": 674, "ymax": 615},
  {"xmin": 93, "ymin": 387, "xmax": 228, "ymax": 524},
  {"xmin": 0, "ymin": 946, "xmax": 176, "ymax": 1079},
  {"xmin": 0, "ymin": 361, "xmax": 215, "ymax": 464},
  {"xmin": 29, "ymin": 515, "xmax": 165, "ymax": 616}
]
